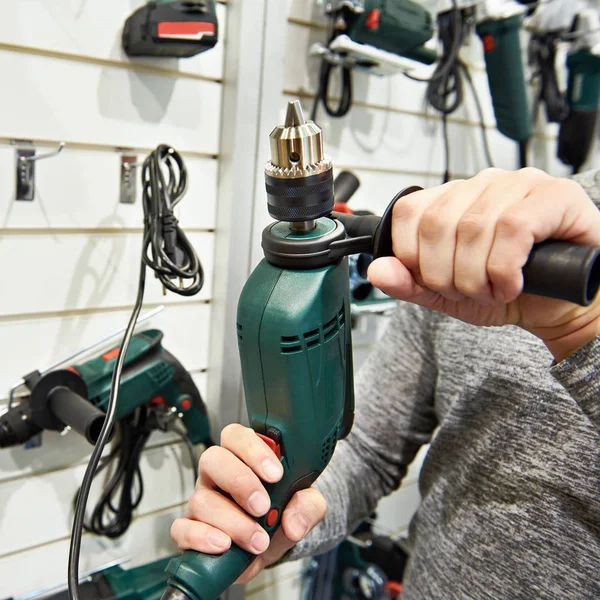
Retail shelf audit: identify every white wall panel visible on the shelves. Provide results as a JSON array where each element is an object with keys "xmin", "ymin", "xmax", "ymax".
[
  {"xmin": 0, "ymin": 302, "xmax": 211, "ymax": 398},
  {"xmin": 0, "ymin": 504, "xmax": 184, "ymax": 599},
  {"xmin": 0, "ymin": 232, "xmax": 214, "ymax": 316},
  {"xmin": 0, "ymin": 49, "xmax": 222, "ymax": 155},
  {"xmin": 0, "ymin": 441, "xmax": 196, "ymax": 558},
  {"xmin": 0, "ymin": 146, "xmax": 218, "ymax": 230},
  {"xmin": 0, "ymin": 2, "xmax": 226, "ymax": 81}
]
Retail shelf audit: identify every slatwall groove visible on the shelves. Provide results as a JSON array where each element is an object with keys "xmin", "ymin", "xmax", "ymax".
[
  {"xmin": 0, "ymin": 42, "xmax": 223, "ymax": 84},
  {"xmin": 0, "ymin": 137, "xmax": 219, "ymax": 159},
  {"xmin": 0, "ymin": 227, "xmax": 215, "ymax": 235},
  {"xmin": 0, "ymin": 299, "xmax": 210, "ymax": 324}
]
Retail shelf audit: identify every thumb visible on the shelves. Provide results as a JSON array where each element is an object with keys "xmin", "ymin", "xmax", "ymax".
[
  {"xmin": 368, "ymin": 256, "xmax": 443, "ymax": 311},
  {"xmin": 234, "ymin": 488, "xmax": 326, "ymax": 585}
]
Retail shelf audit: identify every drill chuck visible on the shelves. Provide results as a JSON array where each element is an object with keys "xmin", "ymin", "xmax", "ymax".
[{"xmin": 265, "ymin": 101, "xmax": 334, "ymax": 222}]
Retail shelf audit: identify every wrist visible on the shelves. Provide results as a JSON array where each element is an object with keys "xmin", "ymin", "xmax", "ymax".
[{"xmin": 541, "ymin": 307, "xmax": 600, "ymax": 362}]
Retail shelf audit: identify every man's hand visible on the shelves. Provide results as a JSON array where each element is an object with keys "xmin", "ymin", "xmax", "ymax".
[
  {"xmin": 368, "ymin": 168, "xmax": 600, "ymax": 361},
  {"xmin": 170, "ymin": 424, "xmax": 326, "ymax": 584}
]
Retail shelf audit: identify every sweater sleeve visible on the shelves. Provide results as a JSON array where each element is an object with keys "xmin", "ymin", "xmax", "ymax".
[
  {"xmin": 282, "ymin": 302, "xmax": 439, "ymax": 561},
  {"xmin": 550, "ymin": 335, "xmax": 600, "ymax": 431}
]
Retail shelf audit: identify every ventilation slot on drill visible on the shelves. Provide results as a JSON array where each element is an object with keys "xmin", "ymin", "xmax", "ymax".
[
  {"xmin": 323, "ymin": 316, "xmax": 339, "ymax": 342},
  {"xmin": 320, "ymin": 422, "xmax": 341, "ymax": 469},
  {"xmin": 236, "ymin": 323, "xmax": 243, "ymax": 343},
  {"xmin": 338, "ymin": 306, "xmax": 345, "ymax": 327},
  {"xmin": 304, "ymin": 329, "xmax": 321, "ymax": 350},
  {"xmin": 281, "ymin": 335, "xmax": 302, "ymax": 355},
  {"xmin": 148, "ymin": 363, "xmax": 171, "ymax": 389}
]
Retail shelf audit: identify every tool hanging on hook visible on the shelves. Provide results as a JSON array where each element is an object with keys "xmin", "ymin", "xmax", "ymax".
[{"xmin": 13, "ymin": 140, "xmax": 65, "ymax": 201}]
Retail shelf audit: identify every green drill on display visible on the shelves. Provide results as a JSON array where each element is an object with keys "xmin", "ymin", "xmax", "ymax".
[
  {"xmin": 160, "ymin": 100, "xmax": 600, "ymax": 600},
  {"xmin": 476, "ymin": 2, "xmax": 532, "ymax": 165}
]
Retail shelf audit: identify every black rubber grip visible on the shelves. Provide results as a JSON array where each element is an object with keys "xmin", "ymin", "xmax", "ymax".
[
  {"xmin": 48, "ymin": 387, "xmax": 106, "ymax": 444},
  {"xmin": 334, "ymin": 171, "xmax": 360, "ymax": 204},
  {"xmin": 522, "ymin": 241, "xmax": 600, "ymax": 306}
]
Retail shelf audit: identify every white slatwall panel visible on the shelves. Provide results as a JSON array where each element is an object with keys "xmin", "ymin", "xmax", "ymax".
[
  {"xmin": 0, "ymin": 0, "xmax": 224, "ymax": 595},
  {"xmin": 0, "ymin": 1, "xmax": 226, "ymax": 81},
  {"xmin": 0, "ymin": 146, "xmax": 218, "ymax": 230},
  {"xmin": 0, "ymin": 49, "xmax": 222, "ymax": 154},
  {"xmin": 0, "ymin": 232, "xmax": 214, "ymax": 316}
]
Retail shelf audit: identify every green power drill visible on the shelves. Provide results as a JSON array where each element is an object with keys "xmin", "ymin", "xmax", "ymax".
[
  {"xmin": 160, "ymin": 100, "xmax": 600, "ymax": 600},
  {"xmin": 0, "ymin": 329, "xmax": 211, "ymax": 449},
  {"xmin": 476, "ymin": 1, "xmax": 532, "ymax": 163}
]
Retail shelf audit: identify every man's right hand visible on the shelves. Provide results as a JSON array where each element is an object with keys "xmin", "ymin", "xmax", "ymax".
[{"xmin": 170, "ymin": 423, "xmax": 327, "ymax": 584}]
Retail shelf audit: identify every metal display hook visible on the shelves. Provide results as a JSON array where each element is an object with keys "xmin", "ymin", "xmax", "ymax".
[{"xmin": 13, "ymin": 140, "xmax": 65, "ymax": 201}]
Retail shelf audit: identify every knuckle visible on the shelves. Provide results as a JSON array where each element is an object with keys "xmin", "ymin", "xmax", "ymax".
[
  {"xmin": 229, "ymin": 470, "xmax": 256, "ymax": 495},
  {"xmin": 419, "ymin": 211, "xmax": 446, "ymax": 241},
  {"xmin": 478, "ymin": 167, "xmax": 505, "ymax": 179},
  {"xmin": 392, "ymin": 197, "xmax": 417, "ymax": 222},
  {"xmin": 457, "ymin": 213, "xmax": 487, "ymax": 244},
  {"xmin": 454, "ymin": 276, "xmax": 483, "ymax": 298},
  {"xmin": 198, "ymin": 445, "xmax": 220, "ymax": 472},
  {"xmin": 496, "ymin": 211, "xmax": 528, "ymax": 238},
  {"xmin": 187, "ymin": 489, "xmax": 210, "ymax": 518},
  {"xmin": 220, "ymin": 423, "xmax": 243, "ymax": 446},
  {"xmin": 487, "ymin": 259, "xmax": 513, "ymax": 283},
  {"xmin": 518, "ymin": 166, "xmax": 547, "ymax": 180}
]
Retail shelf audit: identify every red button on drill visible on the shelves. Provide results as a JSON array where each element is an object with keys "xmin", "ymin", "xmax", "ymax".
[
  {"xmin": 180, "ymin": 398, "xmax": 192, "ymax": 411},
  {"xmin": 366, "ymin": 9, "xmax": 381, "ymax": 31},
  {"xmin": 256, "ymin": 433, "xmax": 282, "ymax": 459},
  {"xmin": 266, "ymin": 508, "xmax": 279, "ymax": 527},
  {"xmin": 482, "ymin": 34, "xmax": 496, "ymax": 53}
]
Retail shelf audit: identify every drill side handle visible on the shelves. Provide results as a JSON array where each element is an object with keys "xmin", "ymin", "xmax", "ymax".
[{"xmin": 337, "ymin": 186, "xmax": 600, "ymax": 307}]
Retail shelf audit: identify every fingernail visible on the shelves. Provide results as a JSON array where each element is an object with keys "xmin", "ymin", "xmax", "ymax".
[
  {"xmin": 251, "ymin": 531, "xmax": 270, "ymax": 553},
  {"xmin": 208, "ymin": 531, "xmax": 230, "ymax": 549},
  {"xmin": 262, "ymin": 458, "xmax": 283, "ymax": 481},
  {"xmin": 248, "ymin": 491, "xmax": 270, "ymax": 516},
  {"xmin": 290, "ymin": 513, "xmax": 309, "ymax": 539}
]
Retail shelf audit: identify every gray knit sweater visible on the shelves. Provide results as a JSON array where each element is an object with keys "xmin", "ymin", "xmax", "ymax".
[{"xmin": 286, "ymin": 170, "xmax": 600, "ymax": 599}]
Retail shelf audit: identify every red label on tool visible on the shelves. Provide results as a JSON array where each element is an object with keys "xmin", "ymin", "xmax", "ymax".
[
  {"xmin": 157, "ymin": 22, "xmax": 216, "ymax": 40},
  {"xmin": 101, "ymin": 347, "xmax": 120, "ymax": 361},
  {"xmin": 482, "ymin": 34, "xmax": 496, "ymax": 53},
  {"xmin": 366, "ymin": 9, "xmax": 381, "ymax": 31}
]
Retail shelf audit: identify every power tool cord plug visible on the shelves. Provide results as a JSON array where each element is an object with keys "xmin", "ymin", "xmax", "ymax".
[{"xmin": 68, "ymin": 144, "xmax": 204, "ymax": 600}]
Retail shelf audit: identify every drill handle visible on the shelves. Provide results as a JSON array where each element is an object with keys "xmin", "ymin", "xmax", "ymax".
[{"xmin": 163, "ymin": 453, "xmax": 315, "ymax": 600}]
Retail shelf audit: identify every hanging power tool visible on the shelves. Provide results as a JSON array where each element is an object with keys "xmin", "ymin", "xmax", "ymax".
[
  {"xmin": 303, "ymin": 518, "xmax": 408, "ymax": 600},
  {"xmin": 0, "ymin": 329, "xmax": 211, "ymax": 450},
  {"xmin": 159, "ymin": 101, "xmax": 600, "ymax": 600},
  {"xmin": 558, "ymin": 8, "xmax": 600, "ymax": 174},
  {"xmin": 4, "ymin": 557, "xmax": 177, "ymax": 600},
  {"xmin": 475, "ymin": 0, "xmax": 532, "ymax": 167},
  {"xmin": 310, "ymin": 0, "xmax": 437, "ymax": 119},
  {"xmin": 122, "ymin": 0, "xmax": 218, "ymax": 58}
]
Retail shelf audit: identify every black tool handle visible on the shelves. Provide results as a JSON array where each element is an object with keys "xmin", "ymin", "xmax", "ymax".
[
  {"xmin": 48, "ymin": 387, "xmax": 106, "ymax": 444},
  {"xmin": 334, "ymin": 171, "xmax": 360, "ymax": 204},
  {"xmin": 369, "ymin": 187, "xmax": 600, "ymax": 307}
]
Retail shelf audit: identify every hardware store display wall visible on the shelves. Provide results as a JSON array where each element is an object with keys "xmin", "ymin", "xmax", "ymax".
[
  {"xmin": 246, "ymin": 1, "xmax": 600, "ymax": 598},
  {"xmin": 0, "ymin": 1, "xmax": 227, "ymax": 596}
]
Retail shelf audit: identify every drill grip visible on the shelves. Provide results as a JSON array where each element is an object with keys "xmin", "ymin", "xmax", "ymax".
[{"xmin": 164, "ymin": 442, "xmax": 318, "ymax": 600}]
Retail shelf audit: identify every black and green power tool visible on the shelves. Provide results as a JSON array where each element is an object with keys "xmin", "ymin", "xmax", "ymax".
[
  {"xmin": 558, "ymin": 10, "xmax": 600, "ymax": 174},
  {"xmin": 159, "ymin": 100, "xmax": 600, "ymax": 600},
  {"xmin": 122, "ymin": 0, "xmax": 218, "ymax": 58},
  {"xmin": 476, "ymin": 1, "xmax": 532, "ymax": 164},
  {"xmin": 0, "ymin": 329, "xmax": 211, "ymax": 449}
]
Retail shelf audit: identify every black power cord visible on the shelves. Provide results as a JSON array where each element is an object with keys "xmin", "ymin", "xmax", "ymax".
[
  {"xmin": 68, "ymin": 145, "xmax": 204, "ymax": 600},
  {"xmin": 74, "ymin": 405, "xmax": 200, "ymax": 539},
  {"xmin": 409, "ymin": 4, "xmax": 494, "ymax": 183}
]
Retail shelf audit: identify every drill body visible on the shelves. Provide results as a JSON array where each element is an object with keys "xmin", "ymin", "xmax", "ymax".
[{"xmin": 163, "ymin": 102, "xmax": 355, "ymax": 600}]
